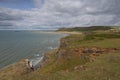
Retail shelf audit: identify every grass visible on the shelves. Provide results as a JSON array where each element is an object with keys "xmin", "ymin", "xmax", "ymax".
[
  {"xmin": 0, "ymin": 59, "xmax": 29, "ymax": 80},
  {"xmin": 65, "ymin": 51, "xmax": 120, "ymax": 80},
  {"xmin": 63, "ymin": 32, "xmax": 120, "ymax": 48},
  {"xmin": 17, "ymin": 51, "xmax": 120, "ymax": 80},
  {"xmin": 73, "ymin": 38, "xmax": 120, "ymax": 48},
  {"xmin": 58, "ymin": 26, "xmax": 113, "ymax": 32}
]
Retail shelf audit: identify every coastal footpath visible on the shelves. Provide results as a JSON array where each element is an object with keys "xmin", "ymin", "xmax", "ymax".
[{"xmin": 0, "ymin": 26, "xmax": 120, "ymax": 80}]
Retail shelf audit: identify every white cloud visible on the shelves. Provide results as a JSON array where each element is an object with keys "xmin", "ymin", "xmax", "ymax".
[
  {"xmin": 33, "ymin": 0, "xmax": 45, "ymax": 8},
  {"xmin": 0, "ymin": 0, "xmax": 120, "ymax": 29}
]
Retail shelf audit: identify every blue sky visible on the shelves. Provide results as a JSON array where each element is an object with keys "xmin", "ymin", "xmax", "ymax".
[
  {"xmin": 0, "ymin": 0, "xmax": 35, "ymax": 10},
  {"xmin": 0, "ymin": 0, "xmax": 120, "ymax": 29}
]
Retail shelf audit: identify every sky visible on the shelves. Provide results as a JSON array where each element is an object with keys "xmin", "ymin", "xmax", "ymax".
[{"xmin": 0, "ymin": 0, "xmax": 120, "ymax": 30}]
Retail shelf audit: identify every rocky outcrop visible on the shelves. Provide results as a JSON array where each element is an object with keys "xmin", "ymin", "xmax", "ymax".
[{"xmin": 39, "ymin": 52, "xmax": 51, "ymax": 68}]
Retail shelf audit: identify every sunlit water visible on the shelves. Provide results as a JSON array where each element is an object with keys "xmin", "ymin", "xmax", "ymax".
[{"xmin": 0, "ymin": 30, "xmax": 65, "ymax": 68}]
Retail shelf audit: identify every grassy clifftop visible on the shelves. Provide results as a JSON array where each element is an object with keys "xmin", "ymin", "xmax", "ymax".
[
  {"xmin": 0, "ymin": 27, "xmax": 120, "ymax": 80},
  {"xmin": 57, "ymin": 26, "xmax": 113, "ymax": 32}
]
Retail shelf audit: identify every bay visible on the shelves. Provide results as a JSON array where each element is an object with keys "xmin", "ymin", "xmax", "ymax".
[{"xmin": 0, "ymin": 30, "xmax": 65, "ymax": 68}]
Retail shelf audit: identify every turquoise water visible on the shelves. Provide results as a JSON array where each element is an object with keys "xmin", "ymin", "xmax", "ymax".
[{"xmin": 0, "ymin": 31, "xmax": 65, "ymax": 68}]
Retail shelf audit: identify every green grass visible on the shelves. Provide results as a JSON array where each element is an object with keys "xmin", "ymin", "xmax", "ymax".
[
  {"xmin": 58, "ymin": 26, "xmax": 113, "ymax": 32},
  {"xmin": 63, "ymin": 33, "xmax": 120, "ymax": 48},
  {"xmin": 62, "ymin": 51, "xmax": 120, "ymax": 80},
  {"xmin": 74, "ymin": 38, "xmax": 120, "ymax": 48}
]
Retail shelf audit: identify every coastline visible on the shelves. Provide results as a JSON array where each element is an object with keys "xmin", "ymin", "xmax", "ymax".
[
  {"xmin": 0, "ymin": 31, "xmax": 77, "ymax": 70},
  {"xmin": 0, "ymin": 31, "xmax": 68, "ymax": 70},
  {"xmin": 0, "ymin": 29, "xmax": 120, "ymax": 80},
  {"xmin": 56, "ymin": 31, "xmax": 82, "ymax": 34},
  {"xmin": 24, "ymin": 31, "xmax": 83, "ymax": 70},
  {"xmin": 0, "ymin": 31, "xmax": 65, "ymax": 69},
  {"xmin": 31, "ymin": 31, "xmax": 82, "ymax": 35}
]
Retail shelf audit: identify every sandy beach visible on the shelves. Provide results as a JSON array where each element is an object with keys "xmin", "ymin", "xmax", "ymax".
[{"xmin": 39, "ymin": 31, "xmax": 83, "ymax": 35}]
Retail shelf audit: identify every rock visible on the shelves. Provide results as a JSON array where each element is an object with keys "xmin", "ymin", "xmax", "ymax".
[
  {"xmin": 74, "ymin": 65, "xmax": 86, "ymax": 71},
  {"xmin": 39, "ymin": 52, "xmax": 51, "ymax": 68}
]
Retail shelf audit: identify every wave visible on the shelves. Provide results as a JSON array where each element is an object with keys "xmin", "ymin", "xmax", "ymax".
[{"xmin": 48, "ymin": 46, "xmax": 55, "ymax": 50}]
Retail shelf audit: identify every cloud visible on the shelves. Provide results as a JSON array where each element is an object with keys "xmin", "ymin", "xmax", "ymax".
[
  {"xmin": 33, "ymin": 0, "xmax": 45, "ymax": 8},
  {"xmin": 0, "ymin": 0, "xmax": 120, "ymax": 29}
]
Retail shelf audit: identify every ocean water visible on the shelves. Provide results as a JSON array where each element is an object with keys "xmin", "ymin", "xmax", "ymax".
[{"xmin": 0, "ymin": 30, "xmax": 65, "ymax": 68}]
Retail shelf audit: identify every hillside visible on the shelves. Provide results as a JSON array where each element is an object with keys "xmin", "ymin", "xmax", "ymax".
[
  {"xmin": 57, "ymin": 26, "xmax": 113, "ymax": 32},
  {"xmin": 0, "ymin": 27, "xmax": 120, "ymax": 80}
]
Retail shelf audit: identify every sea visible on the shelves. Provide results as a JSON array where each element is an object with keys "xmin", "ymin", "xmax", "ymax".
[{"xmin": 0, "ymin": 30, "xmax": 65, "ymax": 68}]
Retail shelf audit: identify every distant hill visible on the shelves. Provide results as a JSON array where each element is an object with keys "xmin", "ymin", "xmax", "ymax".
[{"xmin": 58, "ymin": 26, "xmax": 113, "ymax": 32}]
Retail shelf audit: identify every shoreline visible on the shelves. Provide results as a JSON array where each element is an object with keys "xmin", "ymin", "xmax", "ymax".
[
  {"xmin": 56, "ymin": 31, "xmax": 82, "ymax": 34},
  {"xmin": 42, "ymin": 31, "xmax": 83, "ymax": 35},
  {"xmin": 0, "ymin": 31, "xmax": 69, "ymax": 70},
  {"xmin": 0, "ymin": 31, "xmax": 82, "ymax": 70},
  {"xmin": 30, "ymin": 30, "xmax": 82, "ymax": 35}
]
